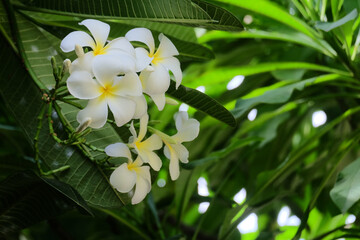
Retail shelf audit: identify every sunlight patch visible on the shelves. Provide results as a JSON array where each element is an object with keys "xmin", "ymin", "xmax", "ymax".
[
  {"xmin": 233, "ymin": 188, "xmax": 246, "ymax": 204},
  {"xmin": 312, "ymin": 110, "xmax": 327, "ymax": 127},
  {"xmin": 237, "ymin": 213, "xmax": 258, "ymax": 234},
  {"xmin": 247, "ymin": 109, "xmax": 257, "ymax": 121},
  {"xmin": 227, "ymin": 75, "xmax": 244, "ymax": 90}
]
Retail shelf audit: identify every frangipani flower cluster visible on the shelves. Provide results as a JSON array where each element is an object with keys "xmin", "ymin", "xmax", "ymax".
[{"xmin": 61, "ymin": 19, "xmax": 200, "ymax": 204}]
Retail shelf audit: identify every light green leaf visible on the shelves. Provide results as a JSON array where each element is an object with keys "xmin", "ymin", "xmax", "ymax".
[
  {"xmin": 15, "ymin": 0, "xmax": 243, "ymax": 30},
  {"xmin": 232, "ymin": 74, "xmax": 343, "ymax": 118},
  {"xmin": 212, "ymin": 0, "xmax": 319, "ymax": 39},
  {"xmin": 199, "ymin": 29, "xmax": 336, "ymax": 57},
  {"xmin": 184, "ymin": 62, "xmax": 350, "ymax": 89},
  {"xmin": 315, "ymin": 9, "xmax": 358, "ymax": 32},
  {"xmin": 330, "ymin": 158, "xmax": 360, "ymax": 213},
  {"xmin": 167, "ymin": 81, "xmax": 237, "ymax": 127}
]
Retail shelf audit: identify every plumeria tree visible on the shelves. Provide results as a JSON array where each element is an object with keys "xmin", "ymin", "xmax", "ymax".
[{"xmin": 2, "ymin": 0, "xmax": 360, "ymax": 239}]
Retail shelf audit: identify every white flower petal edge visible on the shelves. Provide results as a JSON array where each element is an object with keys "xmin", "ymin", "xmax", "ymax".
[
  {"xmin": 125, "ymin": 28, "xmax": 155, "ymax": 54},
  {"xmin": 79, "ymin": 19, "xmax": 110, "ymax": 48},
  {"xmin": 67, "ymin": 71, "xmax": 102, "ymax": 99},
  {"xmin": 106, "ymin": 143, "xmax": 151, "ymax": 205},
  {"xmin": 60, "ymin": 31, "xmax": 95, "ymax": 52},
  {"xmin": 77, "ymin": 98, "xmax": 108, "ymax": 129},
  {"xmin": 163, "ymin": 112, "xmax": 200, "ymax": 180},
  {"xmin": 128, "ymin": 114, "xmax": 163, "ymax": 171}
]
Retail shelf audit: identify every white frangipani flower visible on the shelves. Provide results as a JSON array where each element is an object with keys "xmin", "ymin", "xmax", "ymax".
[
  {"xmin": 67, "ymin": 54, "xmax": 146, "ymax": 129},
  {"xmin": 105, "ymin": 143, "xmax": 151, "ymax": 205},
  {"xmin": 128, "ymin": 114, "xmax": 163, "ymax": 171},
  {"xmin": 125, "ymin": 28, "xmax": 182, "ymax": 110},
  {"xmin": 60, "ymin": 19, "xmax": 137, "ymax": 73},
  {"xmin": 163, "ymin": 112, "xmax": 200, "ymax": 180}
]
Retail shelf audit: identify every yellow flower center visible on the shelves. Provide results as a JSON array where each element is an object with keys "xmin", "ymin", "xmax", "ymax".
[
  {"xmin": 93, "ymin": 44, "xmax": 107, "ymax": 56},
  {"xmin": 99, "ymin": 83, "xmax": 115, "ymax": 99},
  {"xmin": 127, "ymin": 162, "xmax": 140, "ymax": 173},
  {"xmin": 149, "ymin": 50, "xmax": 162, "ymax": 65}
]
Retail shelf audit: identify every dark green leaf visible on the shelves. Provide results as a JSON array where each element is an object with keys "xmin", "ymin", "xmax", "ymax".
[
  {"xmin": 41, "ymin": 177, "xmax": 93, "ymax": 216},
  {"xmin": 0, "ymin": 171, "xmax": 88, "ymax": 238},
  {"xmin": 167, "ymin": 81, "xmax": 237, "ymax": 127},
  {"xmin": 0, "ymin": 30, "xmax": 125, "ymax": 208},
  {"xmin": 191, "ymin": 0, "xmax": 243, "ymax": 31},
  {"xmin": 15, "ymin": 0, "xmax": 242, "ymax": 30}
]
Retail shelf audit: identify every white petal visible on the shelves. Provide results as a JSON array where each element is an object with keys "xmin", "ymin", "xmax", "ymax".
[
  {"xmin": 175, "ymin": 111, "xmax": 189, "ymax": 130},
  {"xmin": 106, "ymin": 37, "xmax": 136, "ymax": 55},
  {"xmin": 137, "ymin": 114, "xmax": 149, "ymax": 141},
  {"xmin": 108, "ymin": 96, "xmax": 136, "ymax": 127},
  {"xmin": 129, "ymin": 121, "xmax": 137, "ymax": 139},
  {"xmin": 69, "ymin": 52, "xmax": 95, "ymax": 74},
  {"xmin": 60, "ymin": 31, "xmax": 95, "ymax": 52},
  {"xmin": 77, "ymin": 98, "xmax": 108, "ymax": 129},
  {"xmin": 130, "ymin": 95, "xmax": 148, "ymax": 119},
  {"xmin": 134, "ymin": 47, "xmax": 153, "ymax": 72},
  {"xmin": 141, "ymin": 134, "xmax": 162, "ymax": 151},
  {"xmin": 110, "ymin": 163, "xmax": 136, "ymax": 193},
  {"xmin": 172, "ymin": 143, "xmax": 189, "ymax": 163},
  {"xmin": 167, "ymin": 144, "xmax": 180, "ymax": 181},
  {"xmin": 132, "ymin": 178, "xmax": 150, "ymax": 204},
  {"xmin": 140, "ymin": 64, "xmax": 170, "ymax": 95},
  {"xmin": 126, "ymin": 28, "xmax": 155, "ymax": 54},
  {"xmin": 149, "ymin": 93, "xmax": 166, "ymax": 111},
  {"xmin": 139, "ymin": 150, "xmax": 162, "ymax": 171},
  {"xmin": 67, "ymin": 71, "xmax": 101, "ymax": 99},
  {"xmin": 112, "ymin": 72, "xmax": 142, "ymax": 97},
  {"xmin": 174, "ymin": 118, "xmax": 200, "ymax": 142},
  {"xmin": 93, "ymin": 54, "xmax": 136, "ymax": 85},
  {"xmin": 156, "ymin": 33, "xmax": 179, "ymax": 58},
  {"xmin": 105, "ymin": 142, "xmax": 132, "ymax": 159},
  {"xmin": 159, "ymin": 57, "xmax": 182, "ymax": 88},
  {"xmin": 164, "ymin": 145, "xmax": 171, "ymax": 160},
  {"xmin": 80, "ymin": 19, "xmax": 110, "ymax": 48}
]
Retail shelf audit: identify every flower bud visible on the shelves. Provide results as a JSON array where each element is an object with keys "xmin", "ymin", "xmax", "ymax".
[
  {"xmin": 165, "ymin": 97, "xmax": 178, "ymax": 106},
  {"xmin": 75, "ymin": 44, "xmax": 84, "ymax": 58},
  {"xmin": 62, "ymin": 59, "xmax": 71, "ymax": 74},
  {"xmin": 76, "ymin": 117, "xmax": 92, "ymax": 133}
]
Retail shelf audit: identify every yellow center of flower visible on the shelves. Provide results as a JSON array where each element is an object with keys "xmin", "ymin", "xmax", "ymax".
[
  {"xmin": 127, "ymin": 162, "xmax": 140, "ymax": 173},
  {"xmin": 149, "ymin": 50, "xmax": 162, "ymax": 65},
  {"xmin": 99, "ymin": 83, "xmax": 115, "ymax": 99},
  {"xmin": 93, "ymin": 44, "xmax": 107, "ymax": 56}
]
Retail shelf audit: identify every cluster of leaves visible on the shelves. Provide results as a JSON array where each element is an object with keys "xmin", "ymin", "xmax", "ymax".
[{"xmin": 2, "ymin": 0, "xmax": 360, "ymax": 239}]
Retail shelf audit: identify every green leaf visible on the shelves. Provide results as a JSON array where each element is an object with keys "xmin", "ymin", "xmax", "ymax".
[
  {"xmin": 15, "ymin": 0, "xmax": 243, "ymax": 30},
  {"xmin": 183, "ymin": 136, "xmax": 261, "ymax": 169},
  {"xmin": 232, "ymin": 74, "xmax": 342, "ymax": 118},
  {"xmin": 0, "ymin": 23, "xmax": 125, "ymax": 208},
  {"xmin": 191, "ymin": 0, "xmax": 243, "ymax": 31},
  {"xmin": 331, "ymin": 0, "xmax": 345, "ymax": 20},
  {"xmin": 199, "ymin": 29, "xmax": 336, "ymax": 57},
  {"xmin": 41, "ymin": 177, "xmax": 93, "ymax": 216},
  {"xmin": 330, "ymin": 158, "xmax": 360, "ymax": 213},
  {"xmin": 166, "ymin": 81, "xmax": 237, "ymax": 127},
  {"xmin": 56, "ymin": 20, "xmax": 214, "ymax": 61},
  {"xmin": 0, "ymin": 171, "xmax": 90, "ymax": 238},
  {"xmin": 315, "ymin": 9, "xmax": 358, "ymax": 32},
  {"xmin": 213, "ymin": 0, "xmax": 319, "ymax": 39},
  {"xmin": 184, "ymin": 62, "xmax": 350, "ymax": 89}
]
